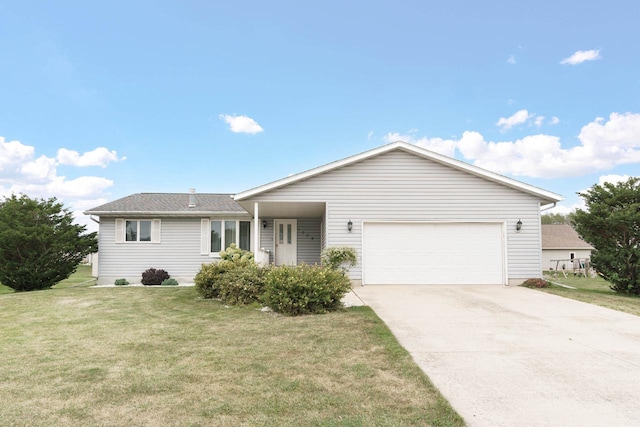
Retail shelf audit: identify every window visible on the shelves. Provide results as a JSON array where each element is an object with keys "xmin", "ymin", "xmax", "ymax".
[
  {"xmin": 210, "ymin": 220, "xmax": 251, "ymax": 253},
  {"xmin": 116, "ymin": 219, "xmax": 161, "ymax": 244},
  {"xmin": 126, "ymin": 220, "xmax": 152, "ymax": 242}
]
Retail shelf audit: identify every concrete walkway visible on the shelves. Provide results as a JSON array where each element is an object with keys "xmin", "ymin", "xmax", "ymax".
[{"xmin": 352, "ymin": 285, "xmax": 640, "ymax": 427}]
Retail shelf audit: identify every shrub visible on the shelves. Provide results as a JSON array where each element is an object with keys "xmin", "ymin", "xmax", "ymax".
[
  {"xmin": 161, "ymin": 278, "xmax": 179, "ymax": 286},
  {"xmin": 114, "ymin": 278, "xmax": 129, "ymax": 286},
  {"xmin": 216, "ymin": 264, "xmax": 268, "ymax": 306},
  {"xmin": 195, "ymin": 245, "xmax": 258, "ymax": 299},
  {"xmin": 521, "ymin": 278, "xmax": 549, "ymax": 288},
  {"xmin": 321, "ymin": 247, "xmax": 357, "ymax": 270},
  {"xmin": 262, "ymin": 264, "xmax": 352, "ymax": 316},
  {"xmin": 195, "ymin": 260, "xmax": 241, "ymax": 299},
  {"xmin": 141, "ymin": 268, "xmax": 170, "ymax": 286}
]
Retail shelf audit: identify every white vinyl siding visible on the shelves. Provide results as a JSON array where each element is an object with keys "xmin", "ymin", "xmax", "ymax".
[
  {"xmin": 246, "ymin": 150, "xmax": 544, "ymax": 283},
  {"xmin": 257, "ymin": 218, "xmax": 322, "ymax": 265},
  {"xmin": 98, "ymin": 217, "xmax": 209, "ymax": 285}
]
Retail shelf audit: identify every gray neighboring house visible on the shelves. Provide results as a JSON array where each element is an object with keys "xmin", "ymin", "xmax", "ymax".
[
  {"xmin": 85, "ymin": 141, "xmax": 563, "ymax": 286},
  {"xmin": 541, "ymin": 224, "xmax": 594, "ymax": 270}
]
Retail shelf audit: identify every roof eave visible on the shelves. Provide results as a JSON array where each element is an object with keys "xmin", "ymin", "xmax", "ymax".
[{"xmin": 83, "ymin": 210, "xmax": 250, "ymax": 217}]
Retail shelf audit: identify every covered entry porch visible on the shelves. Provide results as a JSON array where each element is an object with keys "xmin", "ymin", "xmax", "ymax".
[{"xmin": 241, "ymin": 201, "xmax": 326, "ymax": 266}]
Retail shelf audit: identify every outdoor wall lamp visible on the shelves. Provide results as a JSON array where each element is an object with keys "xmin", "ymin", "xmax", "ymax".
[
  {"xmin": 516, "ymin": 219, "xmax": 522, "ymax": 231},
  {"xmin": 262, "ymin": 220, "xmax": 267, "ymax": 229},
  {"xmin": 347, "ymin": 220, "xmax": 353, "ymax": 232}
]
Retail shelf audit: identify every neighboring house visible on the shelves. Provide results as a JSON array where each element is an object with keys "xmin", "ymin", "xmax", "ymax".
[
  {"xmin": 541, "ymin": 224, "xmax": 594, "ymax": 271},
  {"xmin": 85, "ymin": 141, "xmax": 563, "ymax": 286}
]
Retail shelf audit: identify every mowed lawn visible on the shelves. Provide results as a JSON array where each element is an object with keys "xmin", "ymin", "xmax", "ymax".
[
  {"xmin": 0, "ymin": 285, "xmax": 463, "ymax": 426},
  {"xmin": 540, "ymin": 273, "xmax": 640, "ymax": 317}
]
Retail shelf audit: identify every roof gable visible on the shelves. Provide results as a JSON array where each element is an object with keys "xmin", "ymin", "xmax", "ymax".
[
  {"xmin": 234, "ymin": 141, "xmax": 563, "ymax": 204},
  {"xmin": 84, "ymin": 193, "xmax": 247, "ymax": 216},
  {"xmin": 542, "ymin": 224, "xmax": 594, "ymax": 250}
]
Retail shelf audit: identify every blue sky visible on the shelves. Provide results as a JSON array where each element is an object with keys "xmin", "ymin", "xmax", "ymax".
[{"xmin": 1, "ymin": 0, "xmax": 639, "ymax": 231}]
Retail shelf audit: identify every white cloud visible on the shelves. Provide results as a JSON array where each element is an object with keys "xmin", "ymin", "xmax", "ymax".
[
  {"xmin": 534, "ymin": 116, "xmax": 545, "ymax": 127},
  {"xmin": 389, "ymin": 112, "xmax": 640, "ymax": 179},
  {"xmin": 496, "ymin": 109, "xmax": 533, "ymax": 131},
  {"xmin": 560, "ymin": 49, "xmax": 601, "ymax": 65},
  {"xmin": 384, "ymin": 132, "xmax": 456, "ymax": 157},
  {"xmin": 550, "ymin": 116, "xmax": 560, "ymax": 125},
  {"xmin": 367, "ymin": 131, "xmax": 375, "ymax": 140},
  {"xmin": 597, "ymin": 174, "xmax": 631, "ymax": 186},
  {"xmin": 460, "ymin": 112, "xmax": 640, "ymax": 178},
  {"xmin": 57, "ymin": 147, "xmax": 124, "ymax": 167},
  {"xmin": 219, "ymin": 114, "xmax": 264, "ymax": 134},
  {"xmin": 507, "ymin": 55, "xmax": 516, "ymax": 64},
  {"xmin": 0, "ymin": 136, "xmax": 120, "ymax": 223}
]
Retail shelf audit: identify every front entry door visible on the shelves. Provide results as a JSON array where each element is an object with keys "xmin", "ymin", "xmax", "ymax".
[{"xmin": 274, "ymin": 219, "xmax": 297, "ymax": 265}]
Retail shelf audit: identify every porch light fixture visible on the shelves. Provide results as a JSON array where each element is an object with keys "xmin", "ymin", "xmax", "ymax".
[
  {"xmin": 262, "ymin": 220, "xmax": 267, "ymax": 229},
  {"xmin": 347, "ymin": 220, "xmax": 353, "ymax": 232},
  {"xmin": 516, "ymin": 219, "xmax": 522, "ymax": 231}
]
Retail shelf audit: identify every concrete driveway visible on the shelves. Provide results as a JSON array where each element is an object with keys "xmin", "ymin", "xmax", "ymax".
[{"xmin": 352, "ymin": 285, "xmax": 640, "ymax": 427}]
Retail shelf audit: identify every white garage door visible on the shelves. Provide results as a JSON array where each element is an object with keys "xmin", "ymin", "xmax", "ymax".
[{"xmin": 363, "ymin": 222, "xmax": 505, "ymax": 285}]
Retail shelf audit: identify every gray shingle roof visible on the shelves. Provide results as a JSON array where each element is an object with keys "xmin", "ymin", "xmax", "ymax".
[
  {"xmin": 84, "ymin": 193, "xmax": 248, "ymax": 215},
  {"xmin": 541, "ymin": 224, "xmax": 594, "ymax": 250}
]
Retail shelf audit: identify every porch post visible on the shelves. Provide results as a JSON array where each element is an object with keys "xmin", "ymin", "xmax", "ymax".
[{"xmin": 253, "ymin": 202, "xmax": 260, "ymax": 259}]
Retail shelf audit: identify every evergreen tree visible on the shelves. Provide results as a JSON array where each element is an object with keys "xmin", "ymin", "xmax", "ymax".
[
  {"xmin": 573, "ymin": 178, "xmax": 640, "ymax": 295},
  {"xmin": 0, "ymin": 194, "xmax": 98, "ymax": 291}
]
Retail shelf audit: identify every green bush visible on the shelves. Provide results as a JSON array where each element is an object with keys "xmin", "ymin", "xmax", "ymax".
[
  {"xmin": 321, "ymin": 247, "xmax": 357, "ymax": 270},
  {"xmin": 141, "ymin": 268, "xmax": 170, "ymax": 286},
  {"xmin": 195, "ymin": 260, "xmax": 237, "ymax": 299},
  {"xmin": 114, "ymin": 278, "xmax": 129, "ymax": 286},
  {"xmin": 195, "ymin": 244, "xmax": 257, "ymax": 299},
  {"xmin": 161, "ymin": 278, "xmax": 179, "ymax": 286},
  {"xmin": 262, "ymin": 264, "xmax": 352, "ymax": 316},
  {"xmin": 521, "ymin": 278, "xmax": 549, "ymax": 288},
  {"xmin": 216, "ymin": 264, "xmax": 268, "ymax": 306}
]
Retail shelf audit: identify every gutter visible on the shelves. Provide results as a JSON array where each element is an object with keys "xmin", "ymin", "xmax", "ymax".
[{"xmin": 540, "ymin": 202, "xmax": 557, "ymax": 212}]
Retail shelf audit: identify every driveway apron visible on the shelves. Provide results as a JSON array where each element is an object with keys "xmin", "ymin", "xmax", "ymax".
[{"xmin": 353, "ymin": 285, "xmax": 640, "ymax": 427}]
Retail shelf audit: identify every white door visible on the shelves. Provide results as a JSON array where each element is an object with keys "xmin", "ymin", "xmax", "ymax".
[
  {"xmin": 274, "ymin": 219, "xmax": 297, "ymax": 265},
  {"xmin": 363, "ymin": 222, "xmax": 505, "ymax": 285}
]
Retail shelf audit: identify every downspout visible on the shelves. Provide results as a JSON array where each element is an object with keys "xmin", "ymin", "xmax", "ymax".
[
  {"xmin": 540, "ymin": 202, "xmax": 557, "ymax": 212},
  {"xmin": 90, "ymin": 215, "xmax": 100, "ymax": 224}
]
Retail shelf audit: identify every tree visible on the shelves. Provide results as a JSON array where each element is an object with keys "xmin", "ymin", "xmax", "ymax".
[
  {"xmin": 0, "ymin": 194, "xmax": 98, "ymax": 292},
  {"xmin": 541, "ymin": 212, "xmax": 573, "ymax": 225},
  {"xmin": 572, "ymin": 177, "xmax": 640, "ymax": 295}
]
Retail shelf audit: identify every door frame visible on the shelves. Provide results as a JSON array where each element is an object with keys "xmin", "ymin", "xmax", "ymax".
[{"xmin": 273, "ymin": 219, "xmax": 297, "ymax": 265}]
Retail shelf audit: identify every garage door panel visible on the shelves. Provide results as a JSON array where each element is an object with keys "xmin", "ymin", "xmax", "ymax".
[{"xmin": 363, "ymin": 222, "xmax": 504, "ymax": 285}]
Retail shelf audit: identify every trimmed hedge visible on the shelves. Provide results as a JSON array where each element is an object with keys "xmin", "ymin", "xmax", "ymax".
[{"xmin": 262, "ymin": 264, "xmax": 351, "ymax": 316}]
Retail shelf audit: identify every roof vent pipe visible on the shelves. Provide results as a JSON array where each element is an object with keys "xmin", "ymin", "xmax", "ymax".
[{"xmin": 188, "ymin": 188, "xmax": 196, "ymax": 208}]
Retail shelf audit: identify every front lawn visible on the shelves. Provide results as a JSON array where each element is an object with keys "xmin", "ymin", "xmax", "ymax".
[
  {"xmin": 0, "ymin": 286, "xmax": 463, "ymax": 426},
  {"xmin": 539, "ymin": 273, "xmax": 640, "ymax": 317}
]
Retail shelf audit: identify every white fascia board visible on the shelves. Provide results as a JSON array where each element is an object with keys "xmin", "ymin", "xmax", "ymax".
[{"xmin": 234, "ymin": 141, "xmax": 563, "ymax": 203}]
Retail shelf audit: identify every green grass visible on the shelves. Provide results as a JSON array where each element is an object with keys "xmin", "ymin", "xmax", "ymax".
[
  {"xmin": 0, "ymin": 286, "xmax": 463, "ymax": 426},
  {"xmin": 538, "ymin": 272, "xmax": 640, "ymax": 316}
]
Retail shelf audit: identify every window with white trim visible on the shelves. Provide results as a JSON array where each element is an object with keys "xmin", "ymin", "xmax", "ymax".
[
  {"xmin": 210, "ymin": 220, "xmax": 251, "ymax": 253},
  {"xmin": 115, "ymin": 218, "xmax": 161, "ymax": 243}
]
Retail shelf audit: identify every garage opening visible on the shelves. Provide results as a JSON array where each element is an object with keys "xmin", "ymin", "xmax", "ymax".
[{"xmin": 362, "ymin": 222, "xmax": 505, "ymax": 285}]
